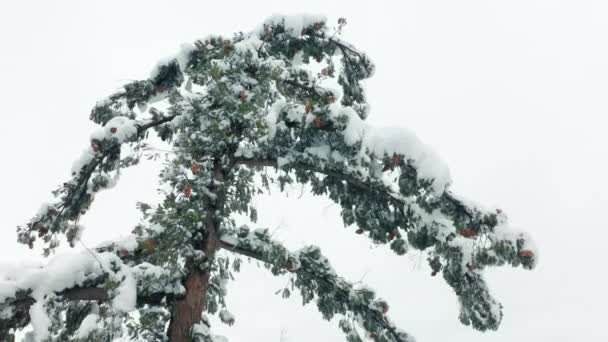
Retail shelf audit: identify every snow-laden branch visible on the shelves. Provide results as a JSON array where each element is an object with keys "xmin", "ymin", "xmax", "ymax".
[
  {"xmin": 17, "ymin": 113, "xmax": 179, "ymax": 255},
  {"xmin": 0, "ymin": 236, "xmax": 182, "ymax": 341},
  {"xmin": 219, "ymin": 226, "xmax": 415, "ymax": 342},
  {"xmin": 234, "ymin": 156, "xmax": 536, "ymax": 331},
  {"xmin": 236, "ymin": 157, "xmax": 534, "ymax": 259},
  {"xmin": 236, "ymin": 157, "xmax": 468, "ymax": 218}
]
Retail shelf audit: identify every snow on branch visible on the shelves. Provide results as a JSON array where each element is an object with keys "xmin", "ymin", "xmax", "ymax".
[
  {"xmin": 0, "ymin": 236, "xmax": 182, "ymax": 341},
  {"xmin": 234, "ymin": 156, "xmax": 536, "ymax": 331},
  {"xmin": 219, "ymin": 226, "xmax": 415, "ymax": 342},
  {"xmin": 17, "ymin": 114, "xmax": 178, "ymax": 255}
]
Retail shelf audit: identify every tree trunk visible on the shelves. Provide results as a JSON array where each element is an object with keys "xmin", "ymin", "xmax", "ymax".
[
  {"xmin": 167, "ymin": 232, "xmax": 220, "ymax": 341},
  {"xmin": 167, "ymin": 161, "xmax": 225, "ymax": 342},
  {"xmin": 166, "ymin": 267, "xmax": 210, "ymax": 341}
]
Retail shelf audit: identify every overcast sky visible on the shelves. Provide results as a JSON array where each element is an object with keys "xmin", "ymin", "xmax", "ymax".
[{"xmin": 1, "ymin": 1, "xmax": 607, "ymax": 341}]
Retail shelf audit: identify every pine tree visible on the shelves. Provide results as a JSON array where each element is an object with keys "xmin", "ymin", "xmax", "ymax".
[{"xmin": 0, "ymin": 15, "xmax": 536, "ymax": 342}]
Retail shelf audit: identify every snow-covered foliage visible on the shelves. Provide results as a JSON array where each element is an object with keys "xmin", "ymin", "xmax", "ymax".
[
  {"xmin": 4, "ymin": 14, "xmax": 536, "ymax": 342},
  {"xmin": 220, "ymin": 226, "xmax": 415, "ymax": 342},
  {"xmin": 0, "ymin": 236, "xmax": 184, "ymax": 341}
]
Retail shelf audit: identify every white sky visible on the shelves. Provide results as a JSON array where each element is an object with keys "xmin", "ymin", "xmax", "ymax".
[{"xmin": 1, "ymin": 1, "xmax": 607, "ymax": 341}]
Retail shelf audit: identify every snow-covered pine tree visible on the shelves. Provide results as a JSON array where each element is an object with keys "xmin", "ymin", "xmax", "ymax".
[{"xmin": 1, "ymin": 15, "xmax": 536, "ymax": 342}]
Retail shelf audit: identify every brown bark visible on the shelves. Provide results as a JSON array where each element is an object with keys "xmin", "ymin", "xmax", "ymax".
[
  {"xmin": 166, "ymin": 267, "xmax": 209, "ymax": 341},
  {"xmin": 0, "ymin": 280, "xmax": 170, "ymax": 337},
  {"xmin": 167, "ymin": 233, "xmax": 221, "ymax": 341},
  {"xmin": 167, "ymin": 162, "xmax": 225, "ymax": 342}
]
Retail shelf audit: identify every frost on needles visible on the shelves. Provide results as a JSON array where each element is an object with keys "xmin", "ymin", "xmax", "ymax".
[{"xmin": 2, "ymin": 14, "xmax": 536, "ymax": 342}]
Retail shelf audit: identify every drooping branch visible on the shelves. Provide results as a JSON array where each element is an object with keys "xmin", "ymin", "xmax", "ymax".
[
  {"xmin": 0, "ymin": 239, "xmax": 178, "ymax": 338},
  {"xmin": 235, "ymin": 157, "xmax": 474, "ymax": 223},
  {"xmin": 238, "ymin": 158, "xmax": 535, "ymax": 276},
  {"xmin": 218, "ymin": 228, "xmax": 414, "ymax": 342},
  {"xmin": 18, "ymin": 113, "xmax": 181, "ymax": 253},
  {"xmin": 0, "ymin": 279, "xmax": 171, "ymax": 338},
  {"xmin": 0, "ymin": 286, "xmax": 110, "ymax": 336},
  {"xmin": 234, "ymin": 157, "xmax": 531, "ymax": 331},
  {"xmin": 240, "ymin": 159, "xmax": 534, "ymax": 331}
]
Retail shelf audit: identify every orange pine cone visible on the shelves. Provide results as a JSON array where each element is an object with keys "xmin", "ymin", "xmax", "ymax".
[
  {"xmin": 315, "ymin": 116, "xmax": 322, "ymax": 128},
  {"xmin": 305, "ymin": 103, "xmax": 312, "ymax": 113},
  {"xmin": 460, "ymin": 227, "xmax": 476, "ymax": 238},
  {"xmin": 184, "ymin": 184, "xmax": 192, "ymax": 198},
  {"xmin": 519, "ymin": 250, "xmax": 534, "ymax": 258},
  {"xmin": 191, "ymin": 162, "xmax": 199, "ymax": 175},
  {"xmin": 143, "ymin": 239, "xmax": 156, "ymax": 254}
]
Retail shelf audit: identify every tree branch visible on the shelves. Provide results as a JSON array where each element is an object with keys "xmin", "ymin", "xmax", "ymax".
[
  {"xmin": 19, "ymin": 113, "xmax": 183, "ymax": 251},
  {"xmin": 0, "ymin": 279, "xmax": 173, "ymax": 337},
  {"xmin": 234, "ymin": 157, "xmax": 472, "ymax": 220},
  {"xmin": 137, "ymin": 114, "xmax": 179, "ymax": 132},
  {"xmin": 0, "ymin": 239, "xmax": 174, "ymax": 337},
  {"xmin": 60, "ymin": 287, "xmax": 109, "ymax": 301},
  {"xmin": 218, "ymin": 235, "xmax": 413, "ymax": 342},
  {"xmin": 282, "ymin": 79, "xmax": 330, "ymax": 98}
]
